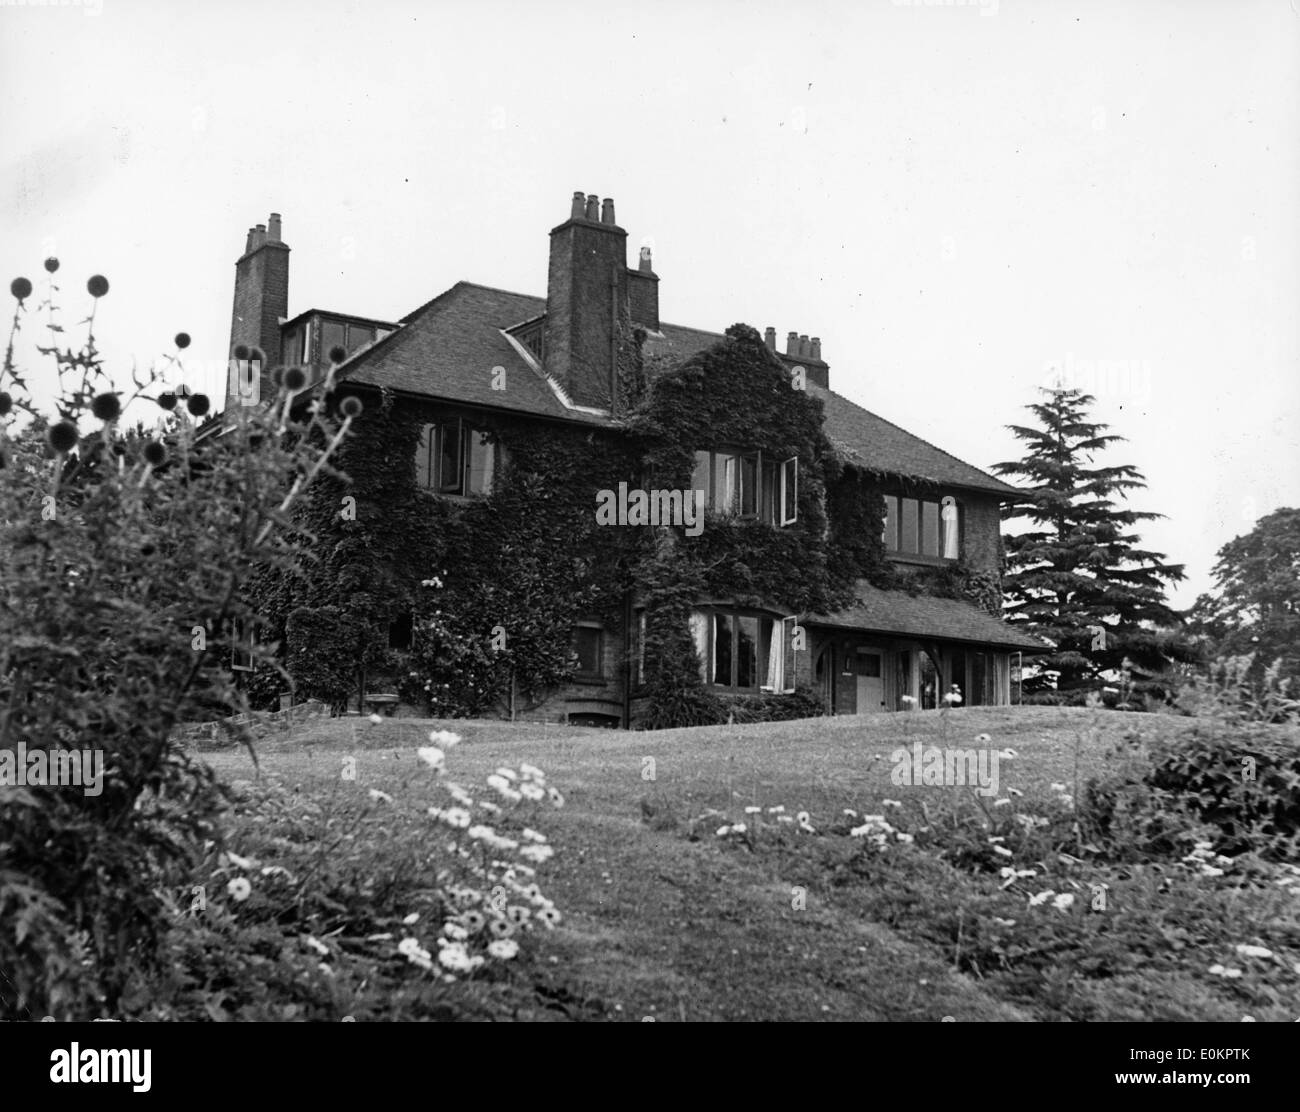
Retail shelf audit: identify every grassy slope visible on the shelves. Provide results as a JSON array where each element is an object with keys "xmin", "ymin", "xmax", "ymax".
[{"xmin": 202, "ymin": 707, "xmax": 1201, "ymax": 1021}]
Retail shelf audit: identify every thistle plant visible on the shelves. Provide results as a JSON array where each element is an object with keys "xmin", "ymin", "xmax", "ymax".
[{"xmin": 0, "ymin": 263, "xmax": 360, "ymax": 1018}]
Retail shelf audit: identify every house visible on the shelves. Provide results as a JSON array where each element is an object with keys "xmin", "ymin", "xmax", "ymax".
[{"xmin": 223, "ymin": 194, "xmax": 1042, "ymax": 727}]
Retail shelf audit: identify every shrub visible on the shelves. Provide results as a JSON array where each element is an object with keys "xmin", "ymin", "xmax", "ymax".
[{"xmin": 0, "ymin": 266, "xmax": 356, "ymax": 1018}]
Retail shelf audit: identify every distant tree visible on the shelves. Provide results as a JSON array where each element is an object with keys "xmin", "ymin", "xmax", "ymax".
[
  {"xmin": 993, "ymin": 386, "xmax": 1191, "ymax": 704},
  {"xmin": 1189, "ymin": 507, "xmax": 1300, "ymax": 692}
]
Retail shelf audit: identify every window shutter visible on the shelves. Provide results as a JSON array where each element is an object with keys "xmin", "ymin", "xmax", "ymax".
[{"xmin": 779, "ymin": 457, "xmax": 798, "ymax": 525}]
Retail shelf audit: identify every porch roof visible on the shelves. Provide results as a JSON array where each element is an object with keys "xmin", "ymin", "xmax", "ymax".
[{"xmin": 808, "ymin": 581, "xmax": 1047, "ymax": 652}]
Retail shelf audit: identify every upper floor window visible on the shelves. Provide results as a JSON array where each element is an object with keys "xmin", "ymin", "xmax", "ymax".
[
  {"xmin": 690, "ymin": 450, "xmax": 797, "ymax": 526},
  {"xmin": 416, "ymin": 420, "xmax": 496, "ymax": 496},
  {"xmin": 883, "ymin": 494, "xmax": 959, "ymax": 560}
]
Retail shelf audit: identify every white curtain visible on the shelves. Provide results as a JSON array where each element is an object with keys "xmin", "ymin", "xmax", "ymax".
[
  {"xmin": 689, "ymin": 610, "xmax": 710, "ymax": 682},
  {"xmin": 941, "ymin": 497, "xmax": 959, "ymax": 559},
  {"xmin": 764, "ymin": 618, "xmax": 781, "ymax": 691}
]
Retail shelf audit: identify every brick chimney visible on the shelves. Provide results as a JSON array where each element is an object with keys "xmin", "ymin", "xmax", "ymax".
[
  {"xmin": 780, "ymin": 327, "xmax": 830, "ymax": 389},
  {"xmin": 226, "ymin": 211, "xmax": 289, "ymax": 407},
  {"xmin": 545, "ymin": 190, "xmax": 631, "ymax": 410},
  {"xmin": 628, "ymin": 243, "xmax": 659, "ymax": 332}
]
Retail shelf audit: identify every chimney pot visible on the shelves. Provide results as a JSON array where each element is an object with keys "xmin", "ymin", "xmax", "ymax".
[
  {"xmin": 786, "ymin": 331, "xmax": 799, "ymax": 356},
  {"xmin": 764, "ymin": 326, "xmax": 776, "ymax": 350},
  {"xmin": 570, "ymin": 191, "xmax": 585, "ymax": 219},
  {"xmin": 811, "ymin": 337, "xmax": 821, "ymax": 361},
  {"xmin": 799, "ymin": 334, "xmax": 810, "ymax": 357},
  {"xmin": 585, "ymin": 194, "xmax": 600, "ymax": 221},
  {"xmin": 638, "ymin": 245, "xmax": 653, "ymax": 272},
  {"xmin": 601, "ymin": 198, "xmax": 616, "ymax": 225},
  {"xmin": 267, "ymin": 213, "xmax": 282, "ymax": 242}
]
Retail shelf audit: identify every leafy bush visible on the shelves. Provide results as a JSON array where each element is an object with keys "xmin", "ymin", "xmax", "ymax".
[
  {"xmin": 0, "ymin": 266, "xmax": 357, "ymax": 1018},
  {"xmin": 286, "ymin": 605, "xmax": 357, "ymax": 714},
  {"xmin": 726, "ymin": 684, "xmax": 827, "ymax": 723}
]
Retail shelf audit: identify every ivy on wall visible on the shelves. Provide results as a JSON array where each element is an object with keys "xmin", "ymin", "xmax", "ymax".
[{"xmin": 248, "ymin": 322, "xmax": 991, "ymax": 727}]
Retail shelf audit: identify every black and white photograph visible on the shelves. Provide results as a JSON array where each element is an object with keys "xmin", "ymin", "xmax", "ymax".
[{"xmin": 1, "ymin": 0, "xmax": 1297, "ymax": 1086}]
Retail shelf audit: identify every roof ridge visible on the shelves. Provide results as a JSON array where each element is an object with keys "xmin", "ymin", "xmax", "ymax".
[{"xmin": 815, "ymin": 384, "xmax": 1017, "ymax": 493}]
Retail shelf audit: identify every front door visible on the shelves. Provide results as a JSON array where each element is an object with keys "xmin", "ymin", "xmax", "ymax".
[{"xmin": 854, "ymin": 650, "xmax": 885, "ymax": 714}]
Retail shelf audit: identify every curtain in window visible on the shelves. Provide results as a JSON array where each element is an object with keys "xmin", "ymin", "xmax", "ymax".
[
  {"xmin": 941, "ymin": 496, "xmax": 959, "ymax": 559},
  {"xmin": 689, "ymin": 610, "xmax": 710, "ymax": 682},
  {"xmin": 764, "ymin": 618, "xmax": 781, "ymax": 691}
]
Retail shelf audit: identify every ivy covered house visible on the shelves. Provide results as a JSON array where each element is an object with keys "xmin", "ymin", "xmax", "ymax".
[{"xmin": 224, "ymin": 195, "xmax": 1042, "ymax": 727}]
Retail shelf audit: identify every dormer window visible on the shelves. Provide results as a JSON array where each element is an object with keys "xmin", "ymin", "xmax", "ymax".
[
  {"xmin": 883, "ymin": 494, "xmax": 960, "ymax": 560},
  {"xmin": 416, "ymin": 420, "xmax": 497, "ymax": 496},
  {"xmin": 691, "ymin": 450, "xmax": 797, "ymax": 526}
]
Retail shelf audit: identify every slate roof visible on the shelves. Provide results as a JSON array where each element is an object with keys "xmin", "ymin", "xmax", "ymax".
[
  {"xmin": 808, "ymin": 580, "xmax": 1047, "ymax": 651},
  {"xmin": 337, "ymin": 282, "xmax": 1017, "ymax": 491}
]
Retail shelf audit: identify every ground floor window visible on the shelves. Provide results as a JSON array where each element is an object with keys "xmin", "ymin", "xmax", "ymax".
[{"xmin": 692, "ymin": 608, "xmax": 795, "ymax": 693}]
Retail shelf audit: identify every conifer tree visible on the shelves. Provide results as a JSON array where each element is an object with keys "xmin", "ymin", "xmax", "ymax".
[{"xmin": 993, "ymin": 386, "xmax": 1189, "ymax": 703}]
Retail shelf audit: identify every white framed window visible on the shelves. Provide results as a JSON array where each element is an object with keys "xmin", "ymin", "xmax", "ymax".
[
  {"xmin": 779, "ymin": 457, "xmax": 798, "ymax": 525},
  {"xmin": 416, "ymin": 420, "xmax": 496, "ymax": 497}
]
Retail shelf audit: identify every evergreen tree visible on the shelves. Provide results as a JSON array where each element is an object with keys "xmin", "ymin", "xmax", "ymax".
[{"xmin": 993, "ymin": 386, "xmax": 1189, "ymax": 704}]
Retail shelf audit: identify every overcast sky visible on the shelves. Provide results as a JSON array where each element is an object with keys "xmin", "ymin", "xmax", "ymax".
[{"xmin": 2, "ymin": 0, "xmax": 1297, "ymax": 609}]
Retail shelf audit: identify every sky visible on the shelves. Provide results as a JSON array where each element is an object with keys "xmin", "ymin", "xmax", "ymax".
[{"xmin": 2, "ymin": 0, "xmax": 1297, "ymax": 609}]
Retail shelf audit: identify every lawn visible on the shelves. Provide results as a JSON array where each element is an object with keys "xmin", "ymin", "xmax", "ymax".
[{"xmin": 187, "ymin": 705, "xmax": 1300, "ymax": 1021}]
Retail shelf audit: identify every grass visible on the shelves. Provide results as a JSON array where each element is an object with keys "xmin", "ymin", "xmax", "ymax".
[{"xmin": 196, "ymin": 706, "xmax": 1298, "ymax": 1021}]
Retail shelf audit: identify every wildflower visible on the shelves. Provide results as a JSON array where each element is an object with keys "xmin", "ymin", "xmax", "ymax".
[
  {"xmin": 1050, "ymin": 783, "xmax": 1067, "ymax": 793},
  {"xmin": 992, "ymin": 844, "xmax": 1014, "ymax": 858},
  {"xmin": 547, "ymin": 787, "xmax": 565, "ymax": 808},
  {"xmin": 368, "ymin": 789, "xmax": 393, "ymax": 804},
  {"xmin": 442, "ymin": 807, "xmax": 472, "ymax": 829},
  {"xmin": 993, "ymin": 918, "xmax": 1016, "ymax": 927},
  {"xmin": 882, "ymin": 799, "xmax": 901, "ymax": 809},
  {"xmin": 495, "ymin": 767, "xmax": 519, "ymax": 782},
  {"xmin": 438, "ymin": 943, "xmax": 480, "ymax": 973},
  {"xmin": 901, "ymin": 695, "xmax": 916, "ymax": 706},
  {"xmin": 446, "ymin": 783, "xmax": 474, "ymax": 806},
  {"xmin": 519, "ymin": 762, "xmax": 545, "ymax": 781},
  {"xmin": 998, "ymin": 748, "xmax": 1017, "ymax": 759},
  {"xmin": 399, "ymin": 938, "xmax": 435, "ymax": 971},
  {"xmin": 417, "ymin": 746, "xmax": 445, "ymax": 771},
  {"xmin": 520, "ymin": 844, "xmax": 554, "ymax": 864},
  {"xmin": 993, "ymin": 798, "xmax": 1012, "ymax": 808},
  {"xmin": 488, "ymin": 939, "xmax": 520, "ymax": 960},
  {"xmin": 1235, "ymin": 944, "xmax": 1274, "ymax": 959},
  {"xmin": 226, "ymin": 851, "xmax": 258, "ymax": 870},
  {"xmin": 895, "ymin": 832, "xmax": 915, "ymax": 844},
  {"xmin": 1208, "ymin": 964, "xmax": 1243, "ymax": 979},
  {"xmin": 1028, "ymin": 890, "xmax": 1055, "ymax": 907},
  {"xmin": 459, "ymin": 910, "xmax": 487, "ymax": 934},
  {"xmin": 777, "ymin": 815, "xmax": 794, "ymax": 824},
  {"xmin": 1007, "ymin": 787, "xmax": 1023, "ymax": 797},
  {"xmin": 943, "ymin": 691, "xmax": 962, "ymax": 706},
  {"xmin": 717, "ymin": 825, "xmax": 733, "ymax": 837},
  {"xmin": 478, "ymin": 800, "xmax": 502, "ymax": 814},
  {"xmin": 744, "ymin": 806, "xmax": 762, "ymax": 814},
  {"xmin": 441, "ymin": 922, "xmax": 469, "ymax": 941},
  {"xmin": 519, "ymin": 782, "xmax": 545, "ymax": 802},
  {"xmin": 537, "ymin": 906, "xmax": 561, "ymax": 929},
  {"xmin": 768, "ymin": 805, "xmax": 786, "ymax": 814},
  {"xmin": 227, "ymin": 877, "xmax": 251, "ymax": 902},
  {"xmin": 368, "ymin": 714, "xmax": 383, "ymax": 726},
  {"xmin": 521, "ymin": 828, "xmax": 547, "ymax": 843},
  {"xmin": 1052, "ymin": 893, "xmax": 1075, "ymax": 912},
  {"xmin": 402, "ymin": 912, "xmax": 420, "ymax": 925},
  {"xmin": 1201, "ymin": 866, "xmax": 1225, "ymax": 878},
  {"xmin": 488, "ymin": 917, "xmax": 516, "ymax": 939},
  {"xmin": 428, "ymin": 730, "xmax": 461, "ymax": 748},
  {"xmin": 506, "ymin": 906, "xmax": 531, "ymax": 926}
]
